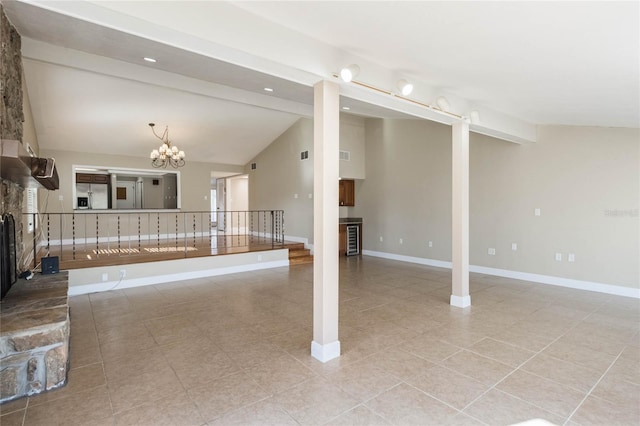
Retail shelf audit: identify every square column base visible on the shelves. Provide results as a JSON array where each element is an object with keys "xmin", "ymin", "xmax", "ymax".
[
  {"xmin": 311, "ymin": 340, "xmax": 341, "ymax": 363},
  {"xmin": 450, "ymin": 294, "xmax": 471, "ymax": 308}
]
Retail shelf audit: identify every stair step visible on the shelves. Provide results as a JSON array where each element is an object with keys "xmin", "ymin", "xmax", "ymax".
[
  {"xmin": 289, "ymin": 255, "xmax": 313, "ymax": 265},
  {"xmin": 288, "ymin": 249, "xmax": 311, "ymax": 258},
  {"xmin": 284, "ymin": 243, "xmax": 305, "ymax": 251}
]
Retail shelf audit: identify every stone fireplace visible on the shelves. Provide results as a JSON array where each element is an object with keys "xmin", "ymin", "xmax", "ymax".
[{"xmin": 0, "ymin": 5, "xmax": 70, "ymax": 404}]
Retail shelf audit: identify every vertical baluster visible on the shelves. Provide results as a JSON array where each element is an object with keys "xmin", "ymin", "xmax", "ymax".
[
  {"xmin": 250, "ymin": 211, "xmax": 254, "ymax": 243},
  {"xmin": 175, "ymin": 214, "xmax": 179, "ymax": 252},
  {"xmin": 95, "ymin": 214, "xmax": 99, "ymax": 257},
  {"xmin": 117, "ymin": 215, "xmax": 121, "ymax": 255},
  {"xmin": 59, "ymin": 214, "xmax": 63, "ymax": 260},
  {"xmin": 157, "ymin": 213, "xmax": 160, "ymax": 252},
  {"xmin": 193, "ymin": 214, "xmax": 196, "ymax": 249},
  {"xmin": 72, "ymin": 213, "xmax": 76, "ymax": 260},
  {"xmin": 32, "ymin": 213, "xmax": 37, "ymax": 269},
  {"xmin": 263, "ymin": 211, "xmax": 266, "ymax": 243},
  {"xmin": 138, "ymin": 215, "xmax": 141, "ymax": 254}
]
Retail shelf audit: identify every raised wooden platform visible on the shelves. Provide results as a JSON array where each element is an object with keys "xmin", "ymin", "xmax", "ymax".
[{"xmin": 32, "ymin": 235, "xmax": 309, "ymax": 270}]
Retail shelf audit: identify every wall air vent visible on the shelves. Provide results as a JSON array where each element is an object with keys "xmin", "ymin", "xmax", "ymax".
[
  {"xmin": 340, "ymin": 150, "xmax": 351, "ymax": 161},
  {"xmin": 300, "ymin": 151, "xmax": 309, "ymax": 160},
  {"xmin": 250, "ymin": 162, "xmax": 257, "ymax": 170}
]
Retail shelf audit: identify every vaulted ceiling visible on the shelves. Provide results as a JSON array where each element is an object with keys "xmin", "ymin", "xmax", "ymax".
[{"xmin": 3, "ymin": 1, "xmax": 637, "ymax": 166}]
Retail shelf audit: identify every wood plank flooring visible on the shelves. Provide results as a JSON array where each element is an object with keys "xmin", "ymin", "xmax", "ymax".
[{"xmin": 31, "ymin": 235, "xmax": 303, "ymax": 270}]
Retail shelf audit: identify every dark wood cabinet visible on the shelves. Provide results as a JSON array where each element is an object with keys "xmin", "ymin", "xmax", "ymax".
[
  {"xmin": 76, "ymin": 173, "xmax": 109, "ymax": 184},
  {"xmin": 339, "ymin": 179, "xmax": 355, "ymax": 206}
]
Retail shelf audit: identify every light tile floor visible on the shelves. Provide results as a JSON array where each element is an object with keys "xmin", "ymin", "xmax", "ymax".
[{"xmin": 1, "ymin": 256, "xmax": 638, "ymax": 425}]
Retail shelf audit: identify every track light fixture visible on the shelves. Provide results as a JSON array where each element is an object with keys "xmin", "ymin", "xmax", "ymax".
[
  {"xmin": 396, "ymin": 79, "xmax": 414, "ymax": 96},
  {"xmin": 436, "ymin": 96, "xmax": 450, "ymax": 112},
  {"xmin": 340, "ymin": 64, "xmax": 360, "ymax": 82}
]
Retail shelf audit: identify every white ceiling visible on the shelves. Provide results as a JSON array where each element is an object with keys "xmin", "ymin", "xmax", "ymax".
[
  {"xmin": 235, "ymin": 1, "xmax": 639, "ymax": 128},
  {"xmin": 3, "ymin": 1, "xmax": 638, "ymax": 167}
]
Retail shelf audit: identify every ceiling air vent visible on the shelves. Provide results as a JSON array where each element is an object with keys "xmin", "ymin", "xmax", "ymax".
[
  {"xmin": 340, "ymin": 150, "xmax": 351, "ymax": 161},
  {"xmin": 250, "ymin": 162, "xmax": 257, "ymax": 170},
  {"xmin": 300, "ymin": 150, "xmax": 309, "ymax": 160}
]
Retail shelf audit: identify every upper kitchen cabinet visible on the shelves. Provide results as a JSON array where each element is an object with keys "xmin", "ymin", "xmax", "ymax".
[
  {"xmin": 76, "ymin": 173, "xmax": 109, "ymax": 184},
  {"xmin": 339, "ymin": 114, "xmax": 365, "ymax": 179},
  {"xmin": 339, "ymin": 179, "xmax": 355, "ymax": 206}
]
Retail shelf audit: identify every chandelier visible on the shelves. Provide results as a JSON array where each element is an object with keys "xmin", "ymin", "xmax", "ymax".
[{"xmin": 149, "ymin": 123, "xmax": 185, "ymax": 168}]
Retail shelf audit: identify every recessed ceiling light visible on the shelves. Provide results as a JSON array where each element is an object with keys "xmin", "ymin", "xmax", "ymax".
[
  {"xmin": 143, "ymin": 57, "xmax": 157, "ymax": 63},
  {"xmin": 264, "ymin": 87, "xmax": 274, "ymax": 92},
  {"xmin": 342, "ymin": 106, "xmax": 351, "ymax": 110}
]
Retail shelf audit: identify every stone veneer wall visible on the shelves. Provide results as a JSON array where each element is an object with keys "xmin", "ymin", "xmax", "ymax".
[
  {"xmin": 0, "ymin": 272, "xmax": 70, "ymax": 402},
  {"xmin": 1, "ymin": 4, "xmax": 26, "ymax": 270}
]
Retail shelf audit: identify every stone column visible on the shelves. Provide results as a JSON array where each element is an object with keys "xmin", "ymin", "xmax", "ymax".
[
  {"xmin": 311, "ymin": 80, "xmax": 340, "ymax": 362},
  {"xmin": 451, "ymin": 121, "xmax": 471, "ymax": 308}
]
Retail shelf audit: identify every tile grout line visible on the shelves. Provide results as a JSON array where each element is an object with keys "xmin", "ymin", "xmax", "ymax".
[
  {"xmin": 561, "ymin": 344, "xmax": 626, "ymax": 425},
  {"xmin": 453, "ymin": 312, "xmax": 594, "ymax": 421},
  {"xmin": 564, "ymin": 305, "xmax": 629, "ymax": 425}
]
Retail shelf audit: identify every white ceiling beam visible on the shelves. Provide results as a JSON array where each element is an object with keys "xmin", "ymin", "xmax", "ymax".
[
  {"xmin": 21, "ymin": 39, "xmax": 314, "ymax": 118},
  {"xmin": 23, "ymin": 0, "xmax": 537, "ymax": 143}
]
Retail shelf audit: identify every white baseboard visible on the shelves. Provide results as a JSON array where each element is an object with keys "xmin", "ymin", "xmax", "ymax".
[
  {"xmin": 469, "ymin": 265, "xmax": 640, "ymax": 299},
  {"xmin": 68, "ymin": 259, "xmax": 289, "ymax": 296},
  {"xmin": 362, "ymin": 250, "xmax": 452, "ymax": 269},
  {"xmin": 311, "ymin": 340, "xmax": 341, "ymax": 363},
  {"xmin": 450, "ymin": 294, "xmax": 471, "ymax": 308},
  {"xmin": 361, "ymin": 250, "xmax": 639, "ymax": 299}
]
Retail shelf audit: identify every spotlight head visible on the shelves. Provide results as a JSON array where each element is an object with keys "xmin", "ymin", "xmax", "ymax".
[
  {"xmin": 397, "ymin": 79, "xmax": 413, "ymax": 96},
  {"xmin": 436, "ymin": 96, "xmax": 450, "ymax": 112},
  {"xmin": 340, "ymin": 64, "xmax": 360, "ymax": 82}
]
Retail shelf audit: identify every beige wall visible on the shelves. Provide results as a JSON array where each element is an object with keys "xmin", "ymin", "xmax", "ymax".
[
  {"xmin": 247, "ymin": 115, "xmax": 366, "ymax": 243},
  {"xmin": 339, "ymin": 114, "xmax": 366, "ymax": 179},
  {"xmin": 248, "ymin": 118, "xmax": 314, "ymax": 241},
  {"xmin": 39, "ymin": 149, "xmax": 243, "ymax": 212},
  {"xmin": 352, "ymin": 119, "xmax": 453, "ymax": 261},
  {"xmin": 22, "ymin": 71, "xmax": 39, "ymax": 155},
  {"xmin": 353, "ymin": 119, "xmax": 638, "ymax": 289},
  {"xmin": 469, "ymin": 125, "xmax": 639, "ymax": 288}
]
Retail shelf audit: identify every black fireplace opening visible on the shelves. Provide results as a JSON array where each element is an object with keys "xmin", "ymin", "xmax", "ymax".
[{"xmin": 1, "ymin": 213, "xmax": 17, "ymax": 300}]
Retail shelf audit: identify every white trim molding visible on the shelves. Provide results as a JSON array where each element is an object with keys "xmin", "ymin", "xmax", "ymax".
[
  {"xmin": 361, "ymin": 250, "xmax": 639, "ymax": 299},
  {"xmin": 311, "ymin": 340, "xmax": 341, "ymax": 363},
  {"xmin": 450, "ymin": 294, "xmax": 471, "ymax": 308},
  {"xmin": 362, "ymin": 250, "xmax": 452, "ymax": 269},
  {"xmin": 469, "ymin": 265, "xmax": 640, "ymax": 299}
]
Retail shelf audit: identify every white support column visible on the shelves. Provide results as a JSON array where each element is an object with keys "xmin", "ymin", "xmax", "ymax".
[
  {"xmin": 311, "ymin": 80, "xmax": 341, "ymax": 362},
  {"xmin": 451, "ymin": 121, "xmax": 471, "ymax": 308}
]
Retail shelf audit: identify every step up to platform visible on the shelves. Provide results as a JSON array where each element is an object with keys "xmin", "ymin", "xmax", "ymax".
[{"xmin": 288, "ymin": 247, "xmax": 313, "ymax": 265}]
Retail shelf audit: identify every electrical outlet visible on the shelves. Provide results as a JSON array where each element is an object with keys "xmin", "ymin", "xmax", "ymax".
[
  {"xmin": 119, "ymin": 270, "xmax": 126, "ymax": 279},
  {"xmin": 308, "ymin": 193, "xmax": 312, "ymax": 199},
  {"xmin": 428, "ymin": 241, "xmax": 433, "ymax": 248},
  {"xmin": 399, "ymin": 238, "xmax": 403, "ymax": 244},
  {"xmin": 101, "ymin": 273, "xmax": 108, "ymax": 282},
  {"xmin": 535, "ymin": 208, "xmax": 541, "ymax": 216},
  {"xmin": 512, "ymin": 243, "xmax": 518, "ymax": 251},
  {"xmin": 58, "ymin": 195, "xmax": 63, "ymax": 201},
  {"xmin": 294, "ymin": 193, "xmax": 298, "ymax": 199},
  {"xmin": 379, "ymin": 236, "xmax": 383, "ymax": 242},
  {"xmin": 568, "ymin": 253, "xmax": 575, "ymax": 262},
  {"xmin": 555, "ymin": 253, "xmax": 562, "ymax": 261},
  {"xmin": 488, "ymin": 248, "xmax": 496, "ymax": 255}
]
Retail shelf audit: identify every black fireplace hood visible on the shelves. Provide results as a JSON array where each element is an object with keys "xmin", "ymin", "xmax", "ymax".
[{"xmin": 1, "ymin": 139, "xmax": 59, "ymax": 190}]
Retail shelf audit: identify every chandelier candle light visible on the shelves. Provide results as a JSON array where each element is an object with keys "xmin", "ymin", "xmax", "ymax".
[{"xmin": 149, "ymin": 123, "xmax": 185, "ymax": 168}]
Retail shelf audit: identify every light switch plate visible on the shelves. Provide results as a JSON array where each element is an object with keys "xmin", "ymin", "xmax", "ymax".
[{"xmin": 555, "ymin": 253, "xmax": 562, "ymax": 261}]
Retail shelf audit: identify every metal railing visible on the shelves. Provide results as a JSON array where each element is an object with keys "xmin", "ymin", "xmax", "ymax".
[{"xmin": 26, "ymin": 210, "xmax": 284, "ymax": 267}]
